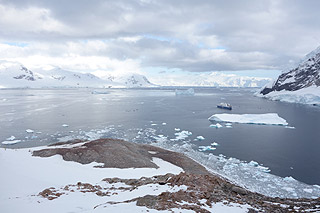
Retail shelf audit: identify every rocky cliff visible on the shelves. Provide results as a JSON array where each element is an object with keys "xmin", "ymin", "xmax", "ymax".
[{"xmin": 261, "ymin": 46, "xmax": 320, "ymax": 95}]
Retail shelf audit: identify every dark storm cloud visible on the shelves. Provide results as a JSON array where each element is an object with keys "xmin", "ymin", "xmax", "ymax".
[{"xmin": 0, "ymin": 0, "xmax": 319, "ymax": 72}]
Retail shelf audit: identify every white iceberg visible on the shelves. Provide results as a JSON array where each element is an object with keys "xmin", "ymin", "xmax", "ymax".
[
  {"xmin": 209, "ymin": 123, "xmax": 223, "ymax": 128},
  {"xmin": 25, "ymin": 129, "xmax": 34, "ymax": 133},
  {"xmin": 6, "ymin": 136, "xmax": 16, "ymax": 141},
  {"xmin": 2, "ymin": 140, "xmax": 22, "ymax": 145},
  {"xmin": 208, "ymin": 113, "xmax": 288, "ymax": 126},
  {"xmin": 175, "ymin": 88, "xmax": 195, "ymax": 96},
  {"xmin": 170, "ymin": 130, "xmax": 192, "ymax": 141},
  {"xmin": 62, "ymin": 124, "xmax": 69, "ymax": 127},
  {"xmin": 199, "ymin": 146, "xmax": 216, "ymax": 151},
  {"xmin": 195, "ymin": 136, "xmax": 205, "ymax": 141}
]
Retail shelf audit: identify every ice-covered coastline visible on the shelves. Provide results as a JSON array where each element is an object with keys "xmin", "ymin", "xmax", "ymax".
[{"xmin": 256, "ymin": 86, "xmax": 320, "ymax": 106}]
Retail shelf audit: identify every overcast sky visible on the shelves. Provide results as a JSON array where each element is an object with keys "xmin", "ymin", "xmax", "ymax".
[{"xmin": 0, "ymin": 0, "xmax": 319, "ymax": 77}]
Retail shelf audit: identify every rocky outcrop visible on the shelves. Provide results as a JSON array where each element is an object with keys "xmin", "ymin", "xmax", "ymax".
[
  {"xmin": 33, "ymin": 138, "xmax": 210, "ymax": 174},
  {"xmin": 34, "ymin": 139, "xmax": 320, "ymax": 212},
  {"xmin": 261, "ymin": 46, "xmax": 320, "ymax": 95}
]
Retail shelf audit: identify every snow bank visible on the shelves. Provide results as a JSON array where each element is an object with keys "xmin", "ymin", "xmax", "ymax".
[
  {"xmin": 208, "ymin": 113, "xmax": 288, "ymax": 126},
  {"xmin": 259, "ymin": 86, "xmax": 320, "ymax": 106},
  {"xmin": 0, "ymin": 147, "xmax": 183, "ymax": 200}
]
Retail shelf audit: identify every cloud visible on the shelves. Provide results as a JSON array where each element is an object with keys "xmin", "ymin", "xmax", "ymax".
[{"xmin": 0, "ymin": 0, "xmax": 319, "ymax": 74}]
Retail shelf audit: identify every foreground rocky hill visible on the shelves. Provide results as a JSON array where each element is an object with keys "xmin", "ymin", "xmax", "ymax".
[{"xmin": 31, "ymin": 139, "xmax": 320, "ymax": 212}]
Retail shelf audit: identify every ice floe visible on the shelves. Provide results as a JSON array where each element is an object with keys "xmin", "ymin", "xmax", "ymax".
[
  {"xmin": 2, "ymin": 140, "xmax": 22, "ymax": 145},
  {"xmin": 209, "ymin": 123, "xmax": 223, "ymax": 128},
  {"xmin": 195, "ymin": 136, "xmax": 205, "ymax": 141},
  {"xmin": 25, "ymin": 129, "xmax": 34, "ymax": 133},
  {"xmin": 62, "ymin": 124, "xmax": 69, "ymax": 127},
  {"xmin": 199, "ymin": 146, "xmax": 216, "ymax": 152},
  {"xmin": 170, "ymin": 130, "xmax": 192, "ymax": 141},
  {"xmin": 209, "ymin": 113, "xmax": 288, "ymax": 126}
]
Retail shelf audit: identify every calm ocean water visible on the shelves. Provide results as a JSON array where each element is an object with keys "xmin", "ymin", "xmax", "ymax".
[{"xmin": 1, "ymin": 88, "xmax": 320, "ymax": 187}]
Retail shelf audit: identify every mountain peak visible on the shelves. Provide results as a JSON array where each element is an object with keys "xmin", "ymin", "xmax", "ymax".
[{"xmin": 260, "ymin": 46, "xmax": 320, "ymax": 95}]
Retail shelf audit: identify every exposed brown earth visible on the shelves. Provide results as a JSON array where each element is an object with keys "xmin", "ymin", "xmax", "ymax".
[
  {"xmin": 34, "ymin": 138, "xmax": 320, "ymax": 212},
  {"xmin": 33, "ymin": 138, "xmax": 210, "ymax": 174}
]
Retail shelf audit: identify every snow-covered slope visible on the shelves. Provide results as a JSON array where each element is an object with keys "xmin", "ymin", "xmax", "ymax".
[
  {"xmin": 150, "ymin": 72, "xmax": 271, "ymax": 87},
  {"xmin": 0, "ymin": 61, "xmax": 154, "ymax": 88},
  {"xmin": 114, "ymin": 73, "xmax": 156, "ymax": 88},
  {"xmin": 259, "ymin": 46, "xmax": 320, "ymax": 105}
]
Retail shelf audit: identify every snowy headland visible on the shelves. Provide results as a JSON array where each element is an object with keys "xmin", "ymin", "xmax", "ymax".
[
  {"xmin": 1, "ymin": 139, "xmax": 320, "ymax": 212},
  {"xmin": 259, "ymin": 46, "xmax": 320, "ymax": 106}
]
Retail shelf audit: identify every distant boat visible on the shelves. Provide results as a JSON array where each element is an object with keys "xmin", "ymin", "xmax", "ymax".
[{"xmin": 217, "ymin": 103, "xmax": 232, "ymax": 110}]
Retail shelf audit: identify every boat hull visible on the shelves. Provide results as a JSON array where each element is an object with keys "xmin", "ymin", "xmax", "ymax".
[{"xmin": 217, "ymin": 105, "xmax": 232, "ymax": 110}]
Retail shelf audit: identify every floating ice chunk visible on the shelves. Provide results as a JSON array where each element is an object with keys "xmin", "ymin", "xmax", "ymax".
[
  {"xmin": 199, "ymin": 146, "xmax": 216, "ymax": 151},
  {"xmin": 36, "ymin": 132, "xmax": 42, "ymax": 134},
  {"xmin": 303, "ymin": 188, "xmax": 313, "ymax": 193},
  {"xmin": 208, "ymin": 113, "xmax": 288, "ymax": 126},
  {"xmin": 6, "ymin": 136, "xmax": 16, "ymax": 141},
  {"xmin": 175, "ymin": 88, "xmax": 195, "ymax": 96},
  {"xmin": 171, "ymin": 130, "xmax": 192, "ymax": 141},
  {"xmin": 2, "ymin": 140, "xmax": 22, "ymax": 145},
  {"xmin": 284, "ymin": 176, "xmax": 296, "ymax": 182},
  {"xmin": 285, "ymin": 126, "xmax": 295, "ymax": 129},
  {"xmin": 153, "ymin": 135, "xmax": 167, "ymax": 143},
  {"xmin": 225, "ymin": 123, "xmax": 232, "ymax": 126},
  {"xmin": 62, "ymin": 124, "xmax": 69, "ymax": 127},
  {"xmin": 151, "ymin": 123, "xmax": 157, "ymax": 126},
  {"xmin": 162, "ymin": 122, "xmax": 167, "ymax": 125},
  {"xmin": 174, "ymin": 128, "xmax": 180, "ymax": 131},
  {"xmin": 211, "ymin": 142, "xmax": 219, "ymax": 146},
  {"xmin": 25, "ymin": 129, "xmax": 34, "ymax": 133},
  {"xmin": 282, "ymin": 187, "xmax": 295, "ymax": 192},
  {"xmin": 196, "ymin": 136, "xmax": 205, "ymax": 140},
  {"xmin": 210, "ymin": 123, "xmax": 223, "ymax": 128},
  {"xmin": 248, "ymin": 161, "xmax": 259, "ymax": 167}
]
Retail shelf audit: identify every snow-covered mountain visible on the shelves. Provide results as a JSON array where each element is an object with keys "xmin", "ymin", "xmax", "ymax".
[
  {"xmin": 0, "ymin": 61, "xmax": 154, "ymax": 88},
  {"xmin": 150, "ymin": 72, "xmax": 271, "ymax": 87},
  {"xmin": 259, "ymin": 46, "xmax": 320, "ymax": 105},
  {"xmin": 113, "ymin": 73, "xmax": 156, "ymax": 88}
]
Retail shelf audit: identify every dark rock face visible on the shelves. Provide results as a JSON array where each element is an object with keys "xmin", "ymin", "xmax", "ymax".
[
  {"xmin": 261, "ymin": 48, "xmax": 320, "ymax": 95},
  {"xmin": 12, "ymin": 66, "xmax": 41, "ymax": 81},
  {"xmin": 33, "ymin": 138, "xmax": 210, "ymax": 174}
]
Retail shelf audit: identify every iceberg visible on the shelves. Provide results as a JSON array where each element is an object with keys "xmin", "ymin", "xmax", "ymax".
[
  {"xmin": 170, "ymin": 130, "xmax": 192, "ymax": 141},
  {"xmin": 199, "ymin": 146, "xmax": 216, "ymax": 152},
  {"xmin": 195, "ymin": 136, "xmax": 205, "ymax": 141},
  {"xmin": 2, "ymin": 140, "xmax": 22, "ymax": 145},
  {"xmin": 208, "ymin": 113, "xmax": 288, "ymax": 126},
  {"xmin": 209, "ymin": 123, "xmax": 223, "ymax": 128},
  {"xmin": 175, "ymin": 88, "xmax": 195, "ymax": 96}
]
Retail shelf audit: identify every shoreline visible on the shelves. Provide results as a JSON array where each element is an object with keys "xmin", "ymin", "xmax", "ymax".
[{"xmin": 1, "ymin": 138, "xmax": 320, "ymax": 212}]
